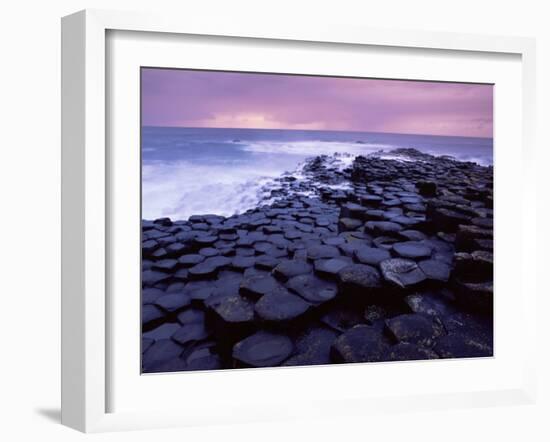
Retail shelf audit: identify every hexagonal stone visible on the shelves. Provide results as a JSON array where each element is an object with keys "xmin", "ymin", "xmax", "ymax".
[
  {"xmin": 142, "ymin": 337, "xmax": 155, "ymax": 354},
  {"xmin": 142, "ymin": 339, "xmax": 185, "ymax": 372},
  {"xmin": 178, "ymin": 254, "xmax": 205, "ymax": 267},
  {"xmin": 331, "ymin": 324, "xmax": 390, "ymax": 363},
  {"xmin": 380, "ymin": 258, "xmax": 426, "ymax": 288},
  {"xmin": 434, "ymin": 333, "xmax": 492, "ymax": 359},
  {"xmin": 338, "ymin": 263, "xmax": 381, "ymax": 289},
  {"xmin": 320, "ymin": 307, "xmax": 365, "ymax": 332},
  {"xmin": 142, "ymin": 304, "xmax": 165, "ymax": 326},
  {"xmin": 382, "ymin": 343, "xmax": 439, "ymax": 361},
  {"xmin": 405, "ymin": 292, "xmax": 457, "ymax": 317},
  {"xmin": 199, "ymin": 247, "xmax": 220, "ymax": 257},
  {"xmin": 171, "ymin": 321, "xmax": 210, "ymax": 345},
  {"xmin": 154, "ymin": 293, "xmax": 191, "ymax": 313},
  {"xmin": 194, "ymin": 235, "xmax": 218, "ymax": 247},
  {"xmin": 306, "ymin": 244, "xmax": 341, "ymax": 260},
  {"xmin": 142, "ymin": 287, "xmax": 164, "ymax": 305},
  {"xmin": 231, "ymin": 256, "xmax": 256, "ymax": 271},
  {"xmin": 255, "ymin": 288, "xmax": 310, "ymax": 321},
  {"xmin": 385, "ymin": 313, "xmax": 444, "ymax": 346},
  {"xmin": 286, "ymin": 274, "xmax": 338, "ymax": 304},
  {"xmin": 283, "ymin": 327, "xmax": 339, "ymax": 366},
  {"xmin": 418, "ymin": 259, "xmax": 451, "ymax": 282},
  {"xmin": 313, "ymin": 257, "xmax": 353, "ymax": 278},
  {"xmin": 365, "ymin": 221, "xmax": 403, "ymax": 235},
  {"xmin": 188, "ymin": 262, "xmax": 219, "ymax": 280},
  {"xmin": 151, "ymin": 259, "xmax": 178, "ymax": 272},
  {"xmin": 322, "ymin": 236, "xmax": 346, "ymax": 246},
  {"xmin": 338, "ymin": 217, "xmax": 363, "ymax": 232},
  {"xmin": 272, "ymin": 259, "xmax": 313, "ymax": 281},
  {"xmin": 392, "ymin": 241, "xmax": 432, "ymax": 259},
  {"xmin": 354, "ymin": 246, "xmax": 391, "ymax": 266},
  {"xmin": 206, "ymin": 293, "xmax": 255, "ymax": 324},
  {"xmin": 254, "ymin": 255, "xmax": 280, "ymax": 270},
  {"xmin": 240, "ymin": 274, "xmax": 281, "ymax": 299},
  {"xmin": 399, "ymin": 230, "xmax": 427, "ymax": 242},
  {"xmin": 143, "ymin": 322, "xmax": 181, "ymax": 340},
  {"xmin": 142, "ymin": 269, "xmax": 171, "ymax": 287},
  {"xmin": 232, "ymin": 331, "xmax": 294, "ymax": 367}
]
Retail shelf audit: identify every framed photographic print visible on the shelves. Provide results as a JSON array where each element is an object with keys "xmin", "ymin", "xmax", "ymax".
[{"xmin": 61, "ymin": 9, "xmax": 537, "ymax": 432}]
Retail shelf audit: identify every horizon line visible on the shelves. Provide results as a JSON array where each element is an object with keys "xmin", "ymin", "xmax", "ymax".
[{"xmin": 141, "ymin": 125, "xmax": 494, "ymax": 140}]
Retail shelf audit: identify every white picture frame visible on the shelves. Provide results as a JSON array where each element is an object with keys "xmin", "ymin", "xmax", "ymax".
[{"xmin": 61, "ymin": 9, "xmax": 538, "ymax": 433}]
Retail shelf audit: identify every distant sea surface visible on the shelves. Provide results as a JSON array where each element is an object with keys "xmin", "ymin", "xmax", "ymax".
[{"xmin": 142, "ymin": 126, "xmax": 493, "ymax": 220}]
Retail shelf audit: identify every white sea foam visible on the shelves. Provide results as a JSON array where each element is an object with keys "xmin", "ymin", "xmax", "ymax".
[
  {"xmin": 142, "ymin": 161, "xmax": 284, "ymax": 220},
  {"xmin": 241, "ymin": 140, "xmax": 396, "ymax": 157}
]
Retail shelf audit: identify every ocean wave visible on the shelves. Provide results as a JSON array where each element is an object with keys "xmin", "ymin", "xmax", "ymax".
[
  {"xmin": 240, "ymin": 140, "xmax": 397, "ymax": 157},
  {"xmin": 142, "ymin": 161, "xmax": 286, "ymax": 220}
]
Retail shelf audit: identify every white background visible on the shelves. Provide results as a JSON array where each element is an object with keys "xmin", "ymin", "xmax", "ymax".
[{"xmin": 0, "ymin": 0, "xmax": 548, "ymax": 441}]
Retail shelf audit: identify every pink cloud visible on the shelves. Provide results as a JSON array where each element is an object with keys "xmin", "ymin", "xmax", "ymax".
[{"xmin": 141, "ymin": 69, "xmax": 493, "ymax": 138}]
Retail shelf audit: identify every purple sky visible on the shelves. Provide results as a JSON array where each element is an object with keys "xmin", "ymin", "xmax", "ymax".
[{"xmin": 141, "ymin": 68, "xmax": 493, "ymax": 138}]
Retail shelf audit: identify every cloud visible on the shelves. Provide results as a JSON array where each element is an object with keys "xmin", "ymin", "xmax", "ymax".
[{"xmin": 141, "ymin": 68, "xmax": 493, "ymax": 138}]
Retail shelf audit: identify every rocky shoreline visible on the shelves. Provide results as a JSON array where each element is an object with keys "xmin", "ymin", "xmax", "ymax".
[{"xmin": 141, "ymin": 148, "xmax": 494, "ymax": 373}]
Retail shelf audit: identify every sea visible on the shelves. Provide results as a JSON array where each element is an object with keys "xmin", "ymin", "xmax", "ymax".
[{"xmin": 142, "ymin": 126, "xmax": 493, "ymax": 221}]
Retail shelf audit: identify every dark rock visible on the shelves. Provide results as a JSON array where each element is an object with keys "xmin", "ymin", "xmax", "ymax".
[
  {"xmin": 177, "ymin": 308, "xmax": 205, "ymax": 325},
  {"xmin": 354, "ymin": 246, "xmax": 391, "ymax": 266},
  {"xmin": 455, "ymin": 224, "xmax": 493, "ymax": 252},
  {"xmin": 453, "ymin": 250, "xmax": 493, "ymax": 281},
  {"xmin": 255, "ymin": 288, "xmax": 311, "ymax": 321},
  {"xmin": 231, "ymin": 256, "xmax": 256, "ymax": 271},
  {"xmin": 405, "ymin": 292, "xmax": 457, "ymax": 317},
  {"xmin": 338, "ymin": 217, "xmax": 364, "ymax": 232},
  {"xmin": 205, "ymin": 292, "xmax": 255, "ymax": 324},
  {"xmin": 178, "ymin": 254, "xmax": 205, "ymax": 267},
  {"xmin": 382, "ymin": 342, "xmax": 439, "ymax": 361},
  {"xmin": 151, "ymin": 259, "xmax": 179, "ymax": 272},
  {"xmin": 418, "ymin": 259, "xmax": 451, "ymax": 282},
  {"xmin": 365, "ymin": 221, "xmax": 403, "ymax": 235},
  {"xmin": 338, "ymin": 263, "xmax": 382, "ymax": 290},
  {"xmin": 165, "ymin": 242, "xmax": 188, "ymax": 257},
  {"xmin": 154, "ymin": 293, "xmax": 191, "ymax": 313},
  {"xmin": 306, "ymin": 244, "xmax": 341, "ymax": 260},
  {"xmin": 432, "ymin": 208, "xmax": 471, "ymax": 232},
  {"xmin": 313, "ymin": 257, "xmax": 353, "ymax": 277},
  {"xmin": 142, "ymin": 270, "xmax": 171, "ymax": 287},
  {"xmin": 143, "ymin": 322, "xmax": 181, "ymax": 340},
  {"xmin": 385, "ymin": 313, "xmax": 444, "ymax": 346},
  {"xmin": 142, "ymin": 337, "xmax": 154, "ymax": 354},
  {"xmin": 240, "ymin": 274, "xmax": 281, "ymax": 299},
  {"xmin": 331, "ymin": 325, "xmax": 390, "ymax": 363},
  {"xmin": 254, "ymin": 255, "xmax": 280, "ymax": 270},
  {"xmin": 232, "ymin": 331, "xmax": 294, "ymax": 367},
  {"xmin": 142, "ymin": 339, "xmax": 185, "ymax": 372},
  {"xmin": 364, "ymin": 305, "xmax": 387, "ymax": 324},
  {"xmin": 380, "ymin": 258, "xmax": 426, "ymax": 288},
  {"xmin": 434, "ymin": 333, "xmax": 492, "ymax": 359},
  {"xmin": 199, "ymin": 247, "xmax": 220, "ymax": 257},
  {"xmin": 273, "ymin": 259, "xmax": 313, "ymax": 281},
  {"xmin": 142, "ymin": 304, "xmax": 165, "ymax": 327},
  {"xmin": 454, "ymin": 279, "xmax": 493, "ymax": 313},
  {"xmin": 392, "ymin": 241, "xmax": 432, "ymax": 259},
  {"xmin": 172, "ymin": 322, "xmax": 209, "ymax": 345},
  {"xmin": 188, "ymin": 262, "xmax": 219, "ymax": 280},
  {"xmin": 142, "ymin": 287, "xmax": 164, "ymax": 305},
  {"xmin": 416, "ymin": 181, "xmax": 437, "ymax": 197},
  {"xmin": 286, "ymin": 274, "xmax": 338, "ymax": 304},
  {"xmin": 283, "ymin": 327, "xmax": 339, "ymax": 366},
  {"xmin": 321, "ymin": 307, "xmax": 365, "ymax": 332}
]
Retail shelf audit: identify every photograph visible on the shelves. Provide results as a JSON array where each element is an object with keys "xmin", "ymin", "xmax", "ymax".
[{"xmin": 140, "ymin": 68, "xmax": 494, "ymax": 373}]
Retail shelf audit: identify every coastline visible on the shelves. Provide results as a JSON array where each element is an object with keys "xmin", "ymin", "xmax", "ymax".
[{"xmin": 141, "ymin": 149, "xmax": 494, "ymax": 372}]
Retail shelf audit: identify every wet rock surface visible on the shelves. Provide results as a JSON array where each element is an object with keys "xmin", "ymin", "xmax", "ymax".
[{"xmin": 142, "ymin": 150, "xmax": 493, "ymax": 372}]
